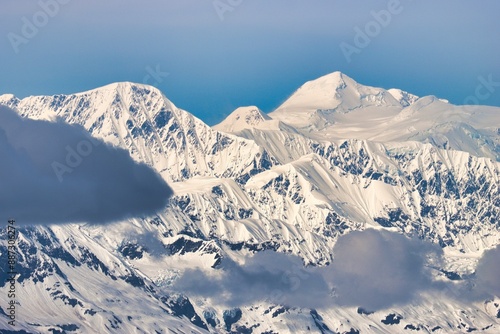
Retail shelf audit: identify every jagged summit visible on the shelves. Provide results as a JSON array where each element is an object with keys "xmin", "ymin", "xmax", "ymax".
[
  {"xmin": 0, "ymin": 81, "xmax": 164, "ymax": 103},
  {"xmin": 1, "ymin": 82, "xmax": 266, "ymax": 183},
  {"xmin": 0, "ymin": 81, "xmax": 179, "ymax": 124},
  {"xmin": 75, "ymin": 81, "xmax": 163, "ymax": 97},
  {"xmin": 387, "ymin": 88, "xmax": 419, "ymax": 107}
]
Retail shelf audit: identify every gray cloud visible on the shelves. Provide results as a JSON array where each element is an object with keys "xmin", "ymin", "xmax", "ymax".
[
  {"xmin": 174, "ymin": 250, "xmax": 332, "ymax": 309},
  {"xmin": 329, "ymin": 229, "xmax": 443, "ymax": 311},
  {"xmin": 0, "ymin": 105, "xmax": 172, "ymax": 225},
  {"xmin": 474, "ymin": 245, "xmax": 500, "ymax": 298},
  {"xmin": 174, "ymin": 229, "xmax": 445, "ymax": 311},
  {"xmin": 433, "ymin": 245, "xmax": 500, "ymax": 303}
]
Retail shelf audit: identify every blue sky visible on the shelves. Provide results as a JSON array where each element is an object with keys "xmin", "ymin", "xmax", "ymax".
[{"xmin": 1, "ymin": 0, "xmax": 499, "ymax": 125}]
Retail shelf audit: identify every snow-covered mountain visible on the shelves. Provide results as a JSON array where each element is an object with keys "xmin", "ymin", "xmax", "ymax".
[
  {"xmin": 1, "ymin": 73, "xmax": 500, "ymax": 333},
  {"xmin": 269, "ymin": 71, "xmax": 500, "ymax": 162},
  {"xmin": 269, "ymin": 71, "xmax": 406, "ymax": 130},
  {"xmin": 214, "ymin": 106, "xmax": 271, "ymax": 132}
]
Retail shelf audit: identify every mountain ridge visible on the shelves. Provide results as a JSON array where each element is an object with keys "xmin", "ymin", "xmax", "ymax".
[{"xmin": 1, "ymin": 72, "xmax": 500, "ymax": 333}]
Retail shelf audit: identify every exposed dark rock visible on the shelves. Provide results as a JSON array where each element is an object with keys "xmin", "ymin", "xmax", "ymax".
[
  {"xmin": 310, "ymin": 309, "xmax": 332, "ymax": 334},
  {"xmin": 381, "ymin": 313, "xmax": 403, "ymax": 325},
  {"xmin": 223, "ymin": 308, "xmax": 242, "ymax": 332},
  {"xmin": 161, "ymin": 295, "xmax": 207, "ymax": 330}
]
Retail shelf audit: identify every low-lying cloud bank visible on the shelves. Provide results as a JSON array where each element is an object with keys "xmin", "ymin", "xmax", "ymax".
[
  {"xmin": 174, "ymin": 229, "xmax": 500, "ymax": 311},
  {"xmin": 174, "ymin": 229, "xmax": 444, "ymax": 310},
  {"xmin": 174, "ymin": 250, "xmax": 331, "ymax": 309},
  {"xmin": 0, "ymin": 105, "xmax": 172, "ymax": 225},
  {"xmin": 329, "ymin": 229, "xmax": 442, "ymax": 310}
]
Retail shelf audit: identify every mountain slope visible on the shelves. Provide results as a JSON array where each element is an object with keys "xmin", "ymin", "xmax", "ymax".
[
  {"xmin": 0, "ymin": 83, "xmax": 270, "ymax": 183},
  {"xmin": 264, "ymin": 72, "xmax": 500, "ymax": 162},
  {"xmin": 269, "ymin": 71, "xmax": 406, "ymax": 131},
  {"xmin": 1, "ymin": 73, "xmax": 500, "ymax": 333}
]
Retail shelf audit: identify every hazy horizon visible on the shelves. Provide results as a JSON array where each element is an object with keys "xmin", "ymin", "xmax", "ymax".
[{"xmin": 1, "ymin": 0, "xmax": 499, "ymax": 125}]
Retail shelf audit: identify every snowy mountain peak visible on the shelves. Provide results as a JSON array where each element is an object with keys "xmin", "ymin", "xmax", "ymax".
[
  {"xmin": 213, "ymin": 106, "xmax": 271, "ymax": 133},
  {"xmin": 3, "ymin": 82, "xmax": 269, "ymax": 184},
  {"xmin": 73, "ymin": 81, "xmax": 179, "ymax": 114},
  {"xmin": 78, "ymin": 81, "xmax": 162, "ymax": 97},
  {"xmin": 0, "ymin": 93, "xmax": 19, "ymax": 109},
  {"xmin": 387, "ymin": 88, "xmax": 419, "ymax": 107},
  {"xmin": 303, "ymin": 70, "xmax": 349, "ymax": 91},
  {"xmin": 273, "ymin": 71, "xmax": 406, "ymax": 113},
  {"xmin": 0, "ymin": 93, "xmax": 16, "ymax": 101},
  {"xmin": 269, "ymin": 71, "xmax": 404, "ymax": 130}
]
